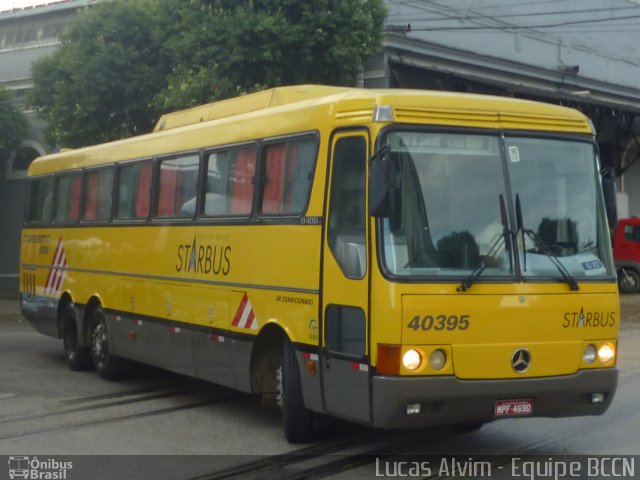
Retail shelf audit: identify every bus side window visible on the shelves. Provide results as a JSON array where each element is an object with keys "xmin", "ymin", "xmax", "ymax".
[
  {"xmin": 230, "ymin": 148, "xmax": 256, "ymax": 215},
  {"xmin": 261, "ymin": 137, "xmax": 317, "ymax": 215},
  {"xmin": 135, "ymin": 162, "xmax": 152, "ymax": 217},
  {"xmin": 204, "ymin": 146, "xmax": 256, "ymax": 217},
  {"xmin": 157, "ymin": 155, "xmax": 199, "ymax": 218},
  {"xmin": 83, "ymin": 168, "xmax": 114, "ymax": 221},
  {"xmin": 328, "ymin": 136, "xmax": 367, "ymax": 279},
  {"xmin": 116, "ymin": 161, "xmax": 152, "ymax": 220},
  {"xmin": 27, "ymin": 176, "xmax": 53, "ymax": 223},
  {"xmin": 262, "ymin": 143, "xmax": 286, "ymax": 214},
  {"xmin": 53, "ymin": 173, "xmax": 81, "ymax": 222}
]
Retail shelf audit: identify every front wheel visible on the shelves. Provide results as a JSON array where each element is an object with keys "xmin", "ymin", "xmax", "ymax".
[
  {"xmin": 618, "ymin": 268, "xmax": 640, "ymax": 294},
  {"xmin": 277, "ymin": 338, "xmax": 313, "ymax": 443},
  {"xmin": 89, "ymin": 307, "xmax": 125, "ymax": 380}
]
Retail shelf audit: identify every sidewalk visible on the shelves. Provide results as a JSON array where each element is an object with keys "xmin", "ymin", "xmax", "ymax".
[{"xmin": 0, "ymin": 295, "xmax": 20, "ymax": 320}]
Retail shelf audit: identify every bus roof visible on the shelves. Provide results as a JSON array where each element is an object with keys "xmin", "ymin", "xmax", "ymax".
[{"xmin": 29, "ymin": 85, "xmax": 593, "ymax": 176}]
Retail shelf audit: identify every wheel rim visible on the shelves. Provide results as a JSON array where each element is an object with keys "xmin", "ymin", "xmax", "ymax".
[
  {"xmin": 620, "ymin": 269, "xmax": 638, "ymax": 293},
  {"xmin": 276, "ymin": 365, "xmax": 284, "ymax": 409},
  {"xmin": 91, "ymin": 320, "xmax": 107, "ymax": 367}
]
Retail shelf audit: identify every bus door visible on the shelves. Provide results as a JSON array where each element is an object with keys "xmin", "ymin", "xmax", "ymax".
[{"xmin": 321, "ymin": 131, "xmax": 370, "ymax": 423}]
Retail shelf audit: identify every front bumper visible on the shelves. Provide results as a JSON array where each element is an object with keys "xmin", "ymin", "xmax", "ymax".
[{"xmin": 371, "ymin": 368, "xmax": 618, "ymax": 428}]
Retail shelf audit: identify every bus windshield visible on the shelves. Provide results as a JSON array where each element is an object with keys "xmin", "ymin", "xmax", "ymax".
[{"xmin": 380, "ymin": 130, "xmax": 614, "ymax": 281}]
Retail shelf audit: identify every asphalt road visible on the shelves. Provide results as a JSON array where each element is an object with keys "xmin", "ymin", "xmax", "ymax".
[{"xmin": 1, "ymin": 295, "xmax": 639, "ymax": 480}]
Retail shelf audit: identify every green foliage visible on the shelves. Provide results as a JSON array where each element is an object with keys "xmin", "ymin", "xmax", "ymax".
[
  {"xmin": 0, "ymin": 86, "xmax": 28, "ymax": 159},
  {"xmin": 30, "ymin": 0, "xmax": 386, "ymax": 147},
  {"xmin": 30, "ymin": 1, "xmax": 171, "ymax": 147}
]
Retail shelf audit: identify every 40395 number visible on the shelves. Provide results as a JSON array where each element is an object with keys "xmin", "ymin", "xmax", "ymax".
[{"xmin": 407, "ymin": 314, "xmax": 470, "ymax": 331}]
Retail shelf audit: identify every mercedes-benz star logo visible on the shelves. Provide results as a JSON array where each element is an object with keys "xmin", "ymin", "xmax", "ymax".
[{"xmin": 511, "ymin": 348, "xmax": 531, "ymax": 373}]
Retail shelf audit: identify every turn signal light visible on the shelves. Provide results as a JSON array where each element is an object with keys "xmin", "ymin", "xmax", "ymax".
[{"xmin": 377, "ymin": 344, "xmax": 401, "ymax": 374}]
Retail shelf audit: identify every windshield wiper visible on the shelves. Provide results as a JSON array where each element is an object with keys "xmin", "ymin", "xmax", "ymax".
[
  {"xmin": 458, "ymin": 195, "xmax": 510, "ymax": 292},
  {"xmin": 515, "ymin": 194, "xmax": 579, "ymax": 291}
]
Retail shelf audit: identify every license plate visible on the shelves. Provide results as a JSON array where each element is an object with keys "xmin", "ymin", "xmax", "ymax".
[{"xmin": 494, "ymin": 399, "xmax": 534, "ymax": 417}]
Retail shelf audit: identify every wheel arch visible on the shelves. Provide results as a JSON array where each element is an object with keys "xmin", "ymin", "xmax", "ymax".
[{"xmin": 250, "ymin": 322, "xmax": 288, "ymax": 395}]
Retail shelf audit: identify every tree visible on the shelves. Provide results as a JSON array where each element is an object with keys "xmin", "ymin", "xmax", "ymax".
[
  {"xmin": 30, "ymin": 0, "xmax": 386, "ymax": 147},
  {"xmin": 30, "ymin": 0, "xmax": 172, "ymax": 148},
  {"xmin": 0, "ymin": 86, "xmax": 28, "ymax": 161},
  {"xmin": 155, "ymin": 0, "xmax": 388, "ymax": 110}
]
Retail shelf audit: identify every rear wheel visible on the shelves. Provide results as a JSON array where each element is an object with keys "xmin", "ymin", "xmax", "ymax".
[
  {"xmin": 89, "ymin": 307, "xmax": 125, "ymax": 380},
  {"xmin": 61, "ymin": 304, "xmax": 91, "ymax": 371},
  {"xmin": 618, "ymin": 268, "xmax": 640, "ymax": 294},
  {"xmin": 277, "ymin": 337, "xmax": 313, "ymax": 443}
]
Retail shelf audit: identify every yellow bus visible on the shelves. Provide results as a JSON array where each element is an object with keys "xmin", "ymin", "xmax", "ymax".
[{"xmin": 20, "ymin": 85, "xmax": 619, "ymax": 442}]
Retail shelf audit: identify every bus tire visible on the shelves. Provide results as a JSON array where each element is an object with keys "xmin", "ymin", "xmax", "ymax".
[
  {"xmin": 61, "ymin": 304, "xmax": 92, "ymax": 371},
  {"xmin": 89, "ymin": 307, "xmax": 125, "ymax": 380},
  {"xmin": 618, "ymin": 268, "xmax": 640, "ymax": 294},
  {"xmin": 277, "ymin": 337, "xmax": 313, "ymax": 443}
]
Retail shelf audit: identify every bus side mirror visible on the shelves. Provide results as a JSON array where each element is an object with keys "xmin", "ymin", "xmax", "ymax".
[
  {"xmin": 369, "ymin": 149, "xmax": 391, "ymax": 218},
  {"xmin": 601, "ymin": 170, "xmax": 618, "ymax": 230}
]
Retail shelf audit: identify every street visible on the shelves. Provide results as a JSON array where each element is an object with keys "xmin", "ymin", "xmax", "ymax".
[{"xmin": 1, "ymin": 295, "xmax": 639, "ymax": 479}]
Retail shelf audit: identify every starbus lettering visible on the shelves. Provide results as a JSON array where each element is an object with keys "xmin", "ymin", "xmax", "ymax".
[
  {"xmin": 176, "ymin": 236, "xmax": 231, "ymax": 276},
  {"xmin": 562, "ymin": 307, "xmax": 616, "ymax": 328}
]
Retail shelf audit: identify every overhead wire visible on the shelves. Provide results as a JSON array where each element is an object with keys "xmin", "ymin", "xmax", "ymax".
[
  {"xmin": 391, "ymin": 4, "xmax": 640, "ymax": 22},
  {"xmin": 386, "ymin": 0, "xmax": 640, "ymax": 32}
]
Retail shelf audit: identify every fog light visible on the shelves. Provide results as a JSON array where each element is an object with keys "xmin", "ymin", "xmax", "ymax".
[
  {"xmin": 591, "ymin": 392, "xmax": 605, "ymax": 404},
  {"xmin": 403, "ymin": 349, "xmax": 422, "ymax": 371},
  {"xmin": 429, "ymin": 349, "xmax": 447, "ymax": 370},
  {"xmin": 598, "ymin": 344, "xmax": 615, "ymax": 364},
  {"xmin": 583, "ymin": 344, "xmax": 597, "ymax": 364},
  {"xmin": 406, "ymin": 403, "xmax": 421, "ymax": 415}
]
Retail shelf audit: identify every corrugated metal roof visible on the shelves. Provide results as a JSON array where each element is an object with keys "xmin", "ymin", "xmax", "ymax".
[{"xmin": 0, "ymin": 0, "xmax": 97, "ymax": 20}]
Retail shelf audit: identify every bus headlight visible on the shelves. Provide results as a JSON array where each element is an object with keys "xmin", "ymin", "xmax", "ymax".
[
  {"xmin": 597, "ymin": 344, "xmax": 615, "ymax": 364},
  {"xmin": 429, "ymin": 349, "xmax": 447, "ymax": 370},
  {"xmin": 402, "ymin": 349, "xmax": 422, "ymax": 371},
  {"xmin": 583, "ymin": 344, "xmax": 597, "ymax": 364}
]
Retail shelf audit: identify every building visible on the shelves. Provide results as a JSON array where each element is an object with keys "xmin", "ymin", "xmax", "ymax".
[{"xmin": 363, "ymin": 0, "xmax": 640, "ymax": 217}]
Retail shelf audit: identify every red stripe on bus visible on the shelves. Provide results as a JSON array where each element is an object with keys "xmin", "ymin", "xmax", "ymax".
[
  {"xmin": 246, "ymin": 310, "xmax": 255, "ymax": 329},
  {"xmin": 232, "ymin": 293, "xmax": 249, "ymax": 327},
  {"xmin": 54, "ymin": 258, "xmax": 67, "ymax": 292},
  {"xmin": 44, "ymin": 238, "xmax": 62, "ymax": 293}
]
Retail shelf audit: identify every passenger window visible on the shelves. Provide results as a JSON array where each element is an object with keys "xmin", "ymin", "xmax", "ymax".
[
  {"xmin": 83, "ymin": 168, "xmax": 114, "ymax": 221},
  {"xmin": 27, "ymin": 176, "xmax": 53, "ymax": 223},
  {"xmin": 116, "ymin": 161, "xmax": 152, "ymax": 219},
  {"xmin": 53, "ymin": 173, "xmax": 81, "ymax": 222},
  {"xmin": 327, "ymin": 136, "xmax": 367, "ymax": 279},
  {"xmin": 261, "ymin": 137, "xmax": 317, "ymax": 215},
  {"xmin": 325, "ymin": 305, "xmax": 366, "ymax": 357},
  {"xmin": 204, "ymin": 146, "xmax": 256, "ymax": 216},
  {"xmin": 156, "ymin": 155, "xmax": 200, "ymax": 218}
]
